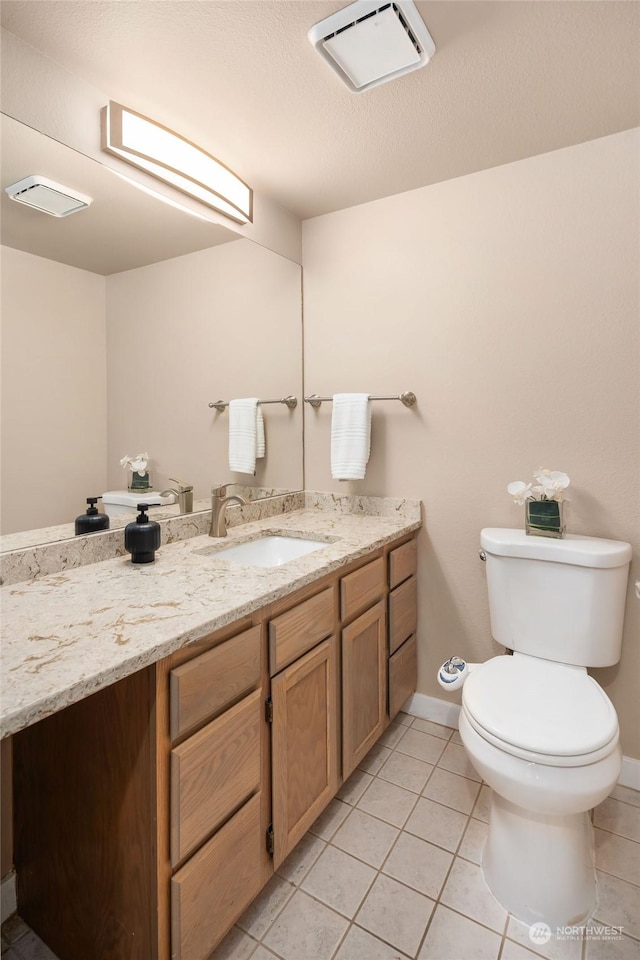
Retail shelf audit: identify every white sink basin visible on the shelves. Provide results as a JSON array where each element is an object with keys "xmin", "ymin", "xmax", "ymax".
[{"xmin": 209, "ymin": 535, "xmax": 329, "ymax": 567}]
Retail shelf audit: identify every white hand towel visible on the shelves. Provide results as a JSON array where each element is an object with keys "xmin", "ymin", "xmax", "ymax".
[
  {"xmin": 229, "ymin": 398, "xmax": 265, "ymax": 474},
  {"xmin": 256, "ymin": 406, "xmax": 265, "ymax": 459},
  {"xmin": 331, "ymin": 393, "xmax": 371, "ymax": 480}
]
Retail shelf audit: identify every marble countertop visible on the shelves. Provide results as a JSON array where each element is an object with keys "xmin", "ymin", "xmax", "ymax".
[{"xmin": 1, "ymin": 496, "xmax": 421, "ymax": 739}]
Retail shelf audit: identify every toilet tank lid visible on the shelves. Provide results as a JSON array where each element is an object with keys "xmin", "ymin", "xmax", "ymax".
[
  {"xmin": 102, "ymin": 491, "xmax": 174, "ymax": 507},
  {"xmin": 481, "ymin": 528, "xmax": 632, "ymax": 569}
]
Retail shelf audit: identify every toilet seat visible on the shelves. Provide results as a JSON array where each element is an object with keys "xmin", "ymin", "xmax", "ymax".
[{"xmin": 462, "ymin": 655, "xmax": 619, "ymax": 767}]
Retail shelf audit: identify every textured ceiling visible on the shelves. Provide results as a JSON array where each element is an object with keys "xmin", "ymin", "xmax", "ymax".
[{"xmin": 1, "ymin": 1, "xmax": 639, "ymax": 221}]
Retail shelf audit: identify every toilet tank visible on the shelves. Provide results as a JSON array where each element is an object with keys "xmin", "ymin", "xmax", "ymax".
[{"xmin": 480, "ymin": 528, "xmax": 632, "ymax": 667}]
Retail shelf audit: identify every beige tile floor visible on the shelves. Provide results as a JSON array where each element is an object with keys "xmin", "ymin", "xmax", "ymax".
[{"xmin": 2, "ymin": 713, "xmax": 639, "ymax": 960}]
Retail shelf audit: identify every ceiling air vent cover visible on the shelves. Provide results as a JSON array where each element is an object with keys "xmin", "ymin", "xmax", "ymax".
[
  {"xmin": 4, "ymin": 175, "xmax": 92, "ymax": 217},
  {"xmin": 308, "ymin": 0, "xmax": 435, "ymax": 93}
]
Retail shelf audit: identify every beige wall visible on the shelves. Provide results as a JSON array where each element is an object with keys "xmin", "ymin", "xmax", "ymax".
[
  {"xmin": 106, "ymin": 239, "xmax": 303, "ymax": 498},
  {"xmin": 0, "ymin": 246, "xmax": 108, "ymax": 534},
  {"xmin": 302, "ymin": 129, "xmax": 640, "ymax": 759}
]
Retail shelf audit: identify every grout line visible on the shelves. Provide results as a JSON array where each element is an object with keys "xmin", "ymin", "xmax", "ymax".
[
  {"xmin": 593, "ymin": 822, "xmax": 640, "ymax": 844},
  {"xmin": 236, "ymin": 874, "xmax": 297, "ymax": 949},
  {"xmin": 499, "ymin": 912, "xmax": 510, "ymax": 955},
  {"xmin": 609, "ymin": 795, "xmax": 640, "ymax": 810},
  {"xmin": 592, "ymin": 864, "xmax": 640, "ymax": 888}
]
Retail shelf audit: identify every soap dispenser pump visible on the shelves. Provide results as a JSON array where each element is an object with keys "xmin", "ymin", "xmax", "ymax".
[
  {"xmin": 124, "ymin": 504, "xmax": 161, "ymax": 564},
  {"xmin": 75, "ymin": 497, "xmax": 110, "ymax": 535}
]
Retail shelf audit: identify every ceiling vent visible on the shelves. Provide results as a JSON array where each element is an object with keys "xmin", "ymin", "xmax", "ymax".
[
  {"xmin": 4, "ymin": 175, "xmax": 92, "ymax": 217},
  {"xmin": 308, "ymin": 0, "xmax": 435, "ymax": 93}
]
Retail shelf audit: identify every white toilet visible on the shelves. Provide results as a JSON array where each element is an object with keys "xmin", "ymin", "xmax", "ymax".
[{"xmin": 443, "ymin": 527, "xmax": 631, "ymax": 928}]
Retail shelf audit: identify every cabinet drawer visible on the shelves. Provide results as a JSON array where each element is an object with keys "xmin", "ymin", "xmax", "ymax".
[
  {"xmin": 170, "ymin": 689, "xmax": 261, "ymax": 866},
  {"xmin": 269, "ymin": 586, "xmax": 335, "ymax": 676},
  {"xmin": 170, "ymin": 624, "xmax": 261, "ymax": 741},
  {"xmin": 389, "ymin": 575, "xmax": 417, "ymax": 654},
  {"xmin": 389, "ymin": 539, "xmax": 417, "ymax": 589},
  {"xmin": 171, "ymin": 793, "xmax": 263, "ymax": 960},
  {"xmin": 389, "ymin": 634, "xmax": 417, "ymax": 719},
  {"xmin": 340, "ymin": 557, "xmax": 384, "ymax": 621}
]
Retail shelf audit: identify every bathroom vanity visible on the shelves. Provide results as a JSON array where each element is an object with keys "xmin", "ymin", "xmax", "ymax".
[{"xmin": 2, "ymin": 495, "xmax": 420, "ymax": 960}]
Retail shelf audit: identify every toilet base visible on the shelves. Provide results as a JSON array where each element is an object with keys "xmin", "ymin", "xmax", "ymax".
[{"xmin": 483, "ymin": 791, "xmax": 595, "ymax": 928}]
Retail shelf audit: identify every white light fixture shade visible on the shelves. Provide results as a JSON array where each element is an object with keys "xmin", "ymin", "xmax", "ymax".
[
  {"xmin": 308, "ymin": 0, "xmax": 436, "ymax": 93},
  {"xmin": 101, "ymin": 102, "xmax": 252, "ymax": 224},
  {"xmin": 4, "ymin": 175, "xmax": 92, "ymax": 217}
]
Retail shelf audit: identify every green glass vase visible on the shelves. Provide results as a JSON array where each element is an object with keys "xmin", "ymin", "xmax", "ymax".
[
  {"xmin": 128, "ymin": 471, "xmax": 151, "ymax": 492},
  {"xmin": 525, "ymin": 499, "xmax": 565, "ymax": 539}
]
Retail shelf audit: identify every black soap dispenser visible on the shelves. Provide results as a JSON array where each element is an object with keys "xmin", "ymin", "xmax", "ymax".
[
  {"xmin": 124, "ymin": 504, "xmax": 161, "ymax": 564},
  {"xmin": 75, "ymin": 497, "xmax": 110, "ymax": 535}
]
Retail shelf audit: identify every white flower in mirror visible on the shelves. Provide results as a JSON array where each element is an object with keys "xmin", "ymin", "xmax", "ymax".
[{"xmin": 120, "ymin": 452, "xmax": 150, "ymax": 476}]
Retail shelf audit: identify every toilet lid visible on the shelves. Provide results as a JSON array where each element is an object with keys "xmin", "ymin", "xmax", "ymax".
[{"xmin": 463, "ymin": 656, "xmax": 619, "ymax": 757}]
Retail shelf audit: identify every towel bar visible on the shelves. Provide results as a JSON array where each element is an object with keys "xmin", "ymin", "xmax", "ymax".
[
  {"xmin": 304, "ymin": 392, "xmax": 416, "ymax": 408},
  {"xmin": 208, "ymin": 395, "xmax": 298, "ymax": 412}
]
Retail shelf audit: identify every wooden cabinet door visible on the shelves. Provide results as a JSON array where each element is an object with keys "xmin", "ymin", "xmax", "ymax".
[
  {"xmin": 342, "ymin": 600, "xmax": 387, "ymax": 779},
  {"xmin": 271, "ymin": 636, "xmax": 338, "ymax": 868}
]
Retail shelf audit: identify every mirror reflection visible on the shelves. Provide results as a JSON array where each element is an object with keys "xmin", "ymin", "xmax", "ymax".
[{"xmin": 0, "ymin": 115, "xmax": 303, "ymax": 543}]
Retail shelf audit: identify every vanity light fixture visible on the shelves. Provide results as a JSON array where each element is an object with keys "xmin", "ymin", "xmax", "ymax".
[
  {"xmin": 105, "ymin": 165, "xmax": 216, "ymax": 222},
  {"xmin": 308, "ymin": 0, "xmax": 435, "ymax": 93},
  {"xmin": 4, "ymin": 175, "xmax": 92, "ymax": 217},
  {"xmin": 101, "ymin": 101, "xmax": 253, "ymax": 224}
]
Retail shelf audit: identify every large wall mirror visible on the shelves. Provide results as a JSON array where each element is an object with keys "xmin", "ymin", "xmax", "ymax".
[{"xmin": 0, "ymin": 114, "xmax": 303, "ymax": 543}]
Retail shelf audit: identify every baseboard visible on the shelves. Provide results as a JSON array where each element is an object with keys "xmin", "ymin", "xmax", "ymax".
[
  {"xmin": 1, "ymin": 871, "xmax": 16, "ymax": 924},
  {"xmin": 405, "ymin": 692, "xmax": 639, "ymax": 792},
  {"xmin": 404, "ymin": 692, "xmax": 460, "ymax": 730},
  {"xmin": 619, "ymin": 755, "xmax": 640, "ymax": 791}
]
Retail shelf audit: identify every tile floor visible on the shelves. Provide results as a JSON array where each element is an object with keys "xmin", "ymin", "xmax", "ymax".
[{"xmin": 2, "ymin": 713, "xmax": 639, "ymax": 960}]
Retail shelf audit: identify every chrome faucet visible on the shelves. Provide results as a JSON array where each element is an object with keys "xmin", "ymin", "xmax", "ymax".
[
  {"xmin": 160, "ymin": 478, "xmax": 194, "ymax": 514},
  {"xmin": 209, "ymin": 483, "xmax": 248, "ymax": 537}
]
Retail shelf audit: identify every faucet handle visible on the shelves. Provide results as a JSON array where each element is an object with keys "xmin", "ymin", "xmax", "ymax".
[
  {"xmin": 170, "ymin": 477, "xmax": 193, "ymax": 492},
  {"xmin": 212, "ymin": 481, "xmax": 236, "ymax": 497}
]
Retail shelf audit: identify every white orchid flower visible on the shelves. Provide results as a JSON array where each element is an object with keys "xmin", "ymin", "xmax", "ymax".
[
  {"xmin": 549, "ymin": 470, "xmax": 570, "ymax": 490},
  {"xmin": 120, "ymin": 452, "xmax": 150, "ymax": 475},
  {"xmin": 507, "ymin": 481, "xmax": 533, "ymax": 505},
  {"xmin": 509, "ymin": 469, "xmax": 571, "ymax": 505},
  {"xmin": 534, "ymin": 469, "xmax": 570, "ymax": 501}
]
